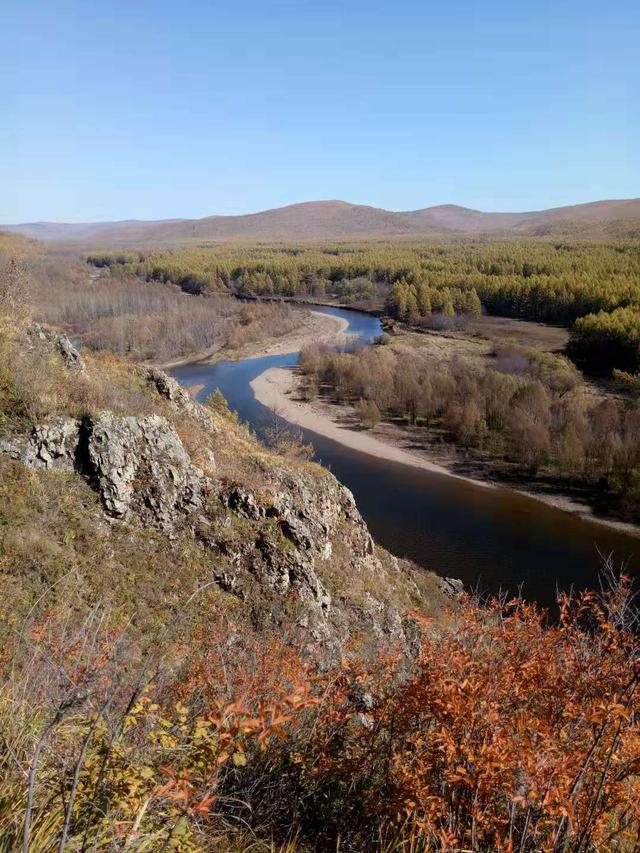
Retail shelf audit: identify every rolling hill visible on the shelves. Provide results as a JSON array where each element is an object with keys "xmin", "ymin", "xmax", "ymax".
[{"xmin": 4, "ymin": 198, "xmax": 640, "ymax": 245}]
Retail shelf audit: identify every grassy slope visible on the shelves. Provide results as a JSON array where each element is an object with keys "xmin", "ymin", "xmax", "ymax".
[{"xmin": 0, "ymin": 311, "xmax": 451, "ymax": 655}]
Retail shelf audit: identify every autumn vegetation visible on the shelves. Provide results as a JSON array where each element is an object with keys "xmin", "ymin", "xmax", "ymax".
[
  {"xmin": 89, "ymin": 240, "xmax": 640, "ymax": 373},
  {"xmin": 299, "ymin": 337, "xmax": 640, "ymax": 521},
  {"xmin": 1, "ymin": 572, "xmax": 638, "ymax": 851}
]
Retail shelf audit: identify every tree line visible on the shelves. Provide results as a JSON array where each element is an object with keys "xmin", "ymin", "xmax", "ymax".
[
  {"xmin": 385, "ymin": 278, "xmax": 483, "ymax": 325},
  {"xmin": 89, "ymin": 239, "xmax": 640, "ymax": 371},
  {"xmin": 88, "ymin": 241, "xmax": 640, "ymax": 321},
  {"xmin": 568, "ymin": 305, "xmax": 640, "ymax": 373}
]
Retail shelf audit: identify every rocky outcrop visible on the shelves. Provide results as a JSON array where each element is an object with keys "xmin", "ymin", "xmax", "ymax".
[
  {"xmin": 86, "ymin": 412, "xmax": 209, "ymax": 524},
  {"xmin": 26, "ymin": 323, "xmax": 86, "ymax": 373},
  {"xmin": 145, "ymin": 368, "xmax": 218, "ymax": 435},
  {"xmin": 3, "ymin": 417, "xmax": 81, "ymax": 470},
  {"xmin": 1, "ymin": 411, "xmax": 210, "ymax": 530},
  {"xmin": 214, "ymin": 472, "xmax": 386, "ymax": 641}
]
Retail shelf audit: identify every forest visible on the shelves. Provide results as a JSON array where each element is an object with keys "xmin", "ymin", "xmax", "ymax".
[{"xmin": 89, "ymin": 240, "xmax": 640, "ymax": 372}]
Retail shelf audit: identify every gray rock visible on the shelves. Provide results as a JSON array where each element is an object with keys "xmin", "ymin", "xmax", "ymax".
[
  {"xmin": 87, "ymin": 412, "xmax": 207, "ymax": 526},
  {"xmin": 290, "ymin": 554, "xmax": 331, "ymax": 611},
  {"xmin": 223, "ymin": 486, "xmax": 264, "ymax": 520},
  {"xmin": 438, "ymin": 576, "xmax": 465, "ymax": 599},
  {"xmin": 0, "ymin": 417, "xmax": 80, "ymax": 469},
  {"xmin": 255, "ymin": 533, "xmax": 331, "ymax": 611},
  {"xmin": 1, "ymin": 411, "xmax": 209, "ymax": 530},
  {"xmin": 57, "ymin": 334, "xmax": 85, "ymax": 374},
  {"xmin": 145, "ymin": 368, "xmax": 219, "ymax": 433},
  {"xmin": 28, "ymin": 419, "xmax": 80, "ymax": 468},
  {"xmin": 279, "ymin": 513, "xmax": 313, "ymax": 550},
  {"xmin": 26, "ymin": 323, "xmax": 86, "ymax": 374}
]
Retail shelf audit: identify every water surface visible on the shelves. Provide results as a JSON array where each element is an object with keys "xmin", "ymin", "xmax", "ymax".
[{"xmin": 170, "ymin": 306, "xmax": 638, "ymax": 611}]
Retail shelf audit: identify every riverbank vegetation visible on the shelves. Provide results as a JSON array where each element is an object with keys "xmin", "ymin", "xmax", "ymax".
[
  {"xmin": 88, "ymin": 239, "xmax": 640, "ymax": 373},
  {"xmin": 299, "ymin": 336, "xmax": 640, "ymax": 522}
]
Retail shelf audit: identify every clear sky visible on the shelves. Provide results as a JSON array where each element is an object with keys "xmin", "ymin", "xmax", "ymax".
[{"xmin": 3, "ymin": 0, "xmax": 639, "ymax": 222}]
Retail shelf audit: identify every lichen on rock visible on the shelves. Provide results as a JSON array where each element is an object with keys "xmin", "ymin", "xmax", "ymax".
[
  {"xmin": 1, "ymin": 410, "xmax": 210, "ymax": 530},
  {"xmin": 86, "ymin": 411, "xmax": 209, "ymax": 525}
]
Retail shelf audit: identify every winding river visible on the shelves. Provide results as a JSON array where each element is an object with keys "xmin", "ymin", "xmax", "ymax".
[{"xmin": 170, "ymin": 306, "xmax": 639, "ymax": 610}]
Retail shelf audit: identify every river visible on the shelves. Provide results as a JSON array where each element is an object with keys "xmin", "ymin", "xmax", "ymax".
[{"xmin": 170, "ymin": 305, "xmax": 639, "ymax": 610}]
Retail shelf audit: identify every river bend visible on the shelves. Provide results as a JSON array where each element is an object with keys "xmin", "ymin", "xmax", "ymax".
[{"xmin": 170, "ymin": 306, "xmax": 638, "ymax": 610}]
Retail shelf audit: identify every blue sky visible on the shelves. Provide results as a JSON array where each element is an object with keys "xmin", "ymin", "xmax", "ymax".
[{"xmin": 3, "ymin": 0, "xmax": 639, "ymax": 222}]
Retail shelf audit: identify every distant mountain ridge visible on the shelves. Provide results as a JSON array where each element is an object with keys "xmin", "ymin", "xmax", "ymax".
[{"xmin": 4, "ymin": 198, "xmax": 640, "ymax": 245}]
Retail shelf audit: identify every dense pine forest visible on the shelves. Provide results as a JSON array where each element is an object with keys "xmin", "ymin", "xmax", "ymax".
[{"xmin": 90, "ymin": 240, "xmax": 640, "ymax": 372}]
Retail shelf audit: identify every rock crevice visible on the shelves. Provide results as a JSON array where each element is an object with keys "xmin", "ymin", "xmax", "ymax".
[{"xmin": 1, "ymin": 411, "xmax": 210, "ymax": 530}]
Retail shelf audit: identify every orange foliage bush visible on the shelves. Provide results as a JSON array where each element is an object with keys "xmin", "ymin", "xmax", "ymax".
[
  {"xmin": 290, "ymin": 580, "xmax": 640, "ymax": 851},
  {"xmin": 3, "ymin": 581, "xmax": 638, "ymax": 851}
]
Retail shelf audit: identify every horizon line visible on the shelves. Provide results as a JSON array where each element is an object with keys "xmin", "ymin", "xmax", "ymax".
[{"xmin": 3, "ymin": 194, "xmax": 640, "ymax": 227}]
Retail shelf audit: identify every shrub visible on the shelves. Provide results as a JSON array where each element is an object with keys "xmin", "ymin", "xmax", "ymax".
[
  {"xmin": 2, "ymin": 574, "xmax": 638, "ymax": 851},
  {"xmin": 280, "ymin": 578, "xmax": 640, "ymax": 851},
  {"xmin": 355, "ymin": 398, "xmax": 381, "ymax": 429}
]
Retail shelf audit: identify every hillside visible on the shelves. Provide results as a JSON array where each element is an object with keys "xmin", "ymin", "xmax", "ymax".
[
  {"xmin": 0, "ymin": 318, "xmax": 449, "ymax": 652},
  {"xmin": 1, "ymin": 239, "xmax": 639, "ymax": 850},
  {"xmin": 1, "ymin": 316, "xmax": 638, "ymax": 852},
  {"xmin": 4, "ymin": 197, "xmax": 640, "ymax": 245}
]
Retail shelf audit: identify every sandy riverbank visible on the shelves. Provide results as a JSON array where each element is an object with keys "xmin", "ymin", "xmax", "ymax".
[
  {"xmin": 251, "ymin": 367, "xmax": 493, "ymax": 486},
  {"xmin": 251, "ymin": 366, "xmax": 640, "ymax": 538},
  {"xmin": 156, "ymin": 310, "xmax": 349, "ymax": 369},
  {"xmin": 236, "ymin": 310, "xmax": 350, "ymax": 359}
]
